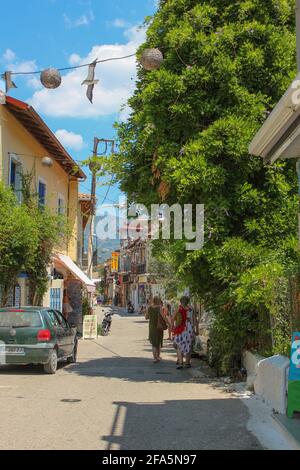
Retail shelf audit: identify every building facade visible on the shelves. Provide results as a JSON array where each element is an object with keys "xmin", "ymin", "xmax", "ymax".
[
  {"xmin": 0, "ymin": 96, "xmax": 95, "ymax": 328},
  {"xmin": 104, "ymin": 238, "xmax": 165, "ymax": 309}
]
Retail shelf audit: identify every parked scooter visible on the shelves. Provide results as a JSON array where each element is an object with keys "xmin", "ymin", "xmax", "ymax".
[
  {"xmin": 127, "ymin": 302, "xmax": 135, "ymax": 314},
  {"xmin": 101, "ymin": 310, "xmax": 113, "ymax": 335}
]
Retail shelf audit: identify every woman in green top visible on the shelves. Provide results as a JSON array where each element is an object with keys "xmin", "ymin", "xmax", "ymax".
[{"xmin": 147, "ymin": 296, "xmax": 164, "ymax": 363}]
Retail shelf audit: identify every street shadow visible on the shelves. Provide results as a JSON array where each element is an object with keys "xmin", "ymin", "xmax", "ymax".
[
  {"xmin": 65, "ymin": 356, "xmax": 200, "ymax": 384},
  {"xmin": 101, "ymin": 399, "xmax": 263, "ymax": 450},
  {"xmin": 0, "ymin": 362, "xmax": 67, "ymax": 376}
]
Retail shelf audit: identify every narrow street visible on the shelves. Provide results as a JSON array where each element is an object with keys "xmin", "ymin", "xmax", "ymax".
[{"xmin": 0, "ymin": 307, "xmax": 263, "ymax": 451}]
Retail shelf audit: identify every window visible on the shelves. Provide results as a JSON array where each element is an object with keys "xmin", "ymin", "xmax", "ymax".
[
  {"xmin": 6, "ymin": 284, "xmax": 21, "ymax": 308},
  {"xmin": 38, "ymin": 178, "xmax": 47, "ymax": 207},
  {"xmin": 9, "ymin": 154, "xmax": 22, "ymax": 202},
  {"xmin": 47, "ymin": 310, "xmax": 60, "ymax": 328},
  {"xmin": 50, "ymin": 288, "xmax": 62, "ymax": 311},
  {"xmin": 57, "ymin": 194, "xmax": 65, "ymax": 215},
  {"xmin": 55, "ymin": 311, "xmax": 69, "ymax": 328}
]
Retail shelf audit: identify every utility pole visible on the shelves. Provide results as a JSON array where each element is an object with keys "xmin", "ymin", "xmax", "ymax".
[
  {"xmin": 87, "ymin": 137, "xmax": 99, "ymax": 281},
  {"xmin": 87, "ymin": 138, "xmax": 115, "ymax": 281}
]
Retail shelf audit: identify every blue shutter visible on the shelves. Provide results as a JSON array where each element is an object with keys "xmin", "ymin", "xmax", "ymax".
[{"xmin": 39, "ymin": 181, "xmax": 46, "ymax": 207}]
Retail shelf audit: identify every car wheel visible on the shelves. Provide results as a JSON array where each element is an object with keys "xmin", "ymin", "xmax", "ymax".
[
  {"xmin": 43, "ymin": 349, "xmax": 58, "ymax": 375},
  {"xmin": 67, "ymin": 341, "xmax": 78, "ymax": 364}
]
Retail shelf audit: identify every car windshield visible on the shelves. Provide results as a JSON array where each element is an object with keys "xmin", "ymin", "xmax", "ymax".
[{"xmin": 0, "ymin": 311, "xmax": 42, "ymax": 328}]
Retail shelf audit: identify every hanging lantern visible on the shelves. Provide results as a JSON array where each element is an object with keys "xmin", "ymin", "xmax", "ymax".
[
  {"xmin": 40, "ymin": 68, "xmax": 62, "ymax": 89},
  {"xmin": 42, "ymin": 156, "xmax": 54, "ymax": 167},
  {"xmin": 139, "ymin": 48, "xmax": 164, "ymax": 71}
]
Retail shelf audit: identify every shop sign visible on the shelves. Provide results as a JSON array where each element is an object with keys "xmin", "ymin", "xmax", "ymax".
[
  {"xmin": 83, "ymin": 315, "xmax": 98, "ymax": 340},
  {"xmin": 111, "ymin": 252, "xmax": 119, "ymax": 273}
]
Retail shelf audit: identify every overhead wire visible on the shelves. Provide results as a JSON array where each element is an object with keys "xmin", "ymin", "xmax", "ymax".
[{"xmin": 7, "ymin": 53, "xmax": 137, "ymax": 76}]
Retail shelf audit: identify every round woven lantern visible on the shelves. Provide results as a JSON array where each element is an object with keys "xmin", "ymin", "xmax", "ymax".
[
  {"xmin": 42, "ymin": 156, "xmax": 53, "ymax": 167},
  {"xmin": 140, "ymin": 48, "xmax": 163, "ymax": 71},
  {"xmin": 40, "ymin": 68, "xmax": 62, "ymax": 89}
]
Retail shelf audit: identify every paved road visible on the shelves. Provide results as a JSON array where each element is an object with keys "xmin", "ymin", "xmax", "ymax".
[{"xmin": 0, "ymin": 307, "xmax": 263, "ymax": 450}]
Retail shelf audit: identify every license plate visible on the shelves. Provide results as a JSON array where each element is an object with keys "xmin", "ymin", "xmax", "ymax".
[{"xmin": 6, "ymin": 347, "xmax": 25, "ymax": 356}]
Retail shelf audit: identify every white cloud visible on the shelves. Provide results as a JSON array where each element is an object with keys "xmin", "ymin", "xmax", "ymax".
[
  {"xmin": 28, "ymin": 25, "xmax": 146, "ymax": 119},
  {"xmin": 26, "ymin": 76, "xmax": 43, "ymax": 90},
  {"xmin": 4, "ymin": 60, "xmax": 37, "ymax": 74},
  {"xmin": 112, "ymin": 18, "xmax": 129, "ymax": 28},
  {"xmin": 63, "ymin": 9, "xmax": 95, "ymax": 29},
  {"xmin": 3, "ymin": 48, "xmax": 16, "ymax": 62},
  {"xmin": 0, "ymin": 53, "xmax": 39, "ymax": 93},
  {"xmin": 55, "ymin": 129, "xmax": 84, "ymax": 151},
  {"xmin": 69, "ymin": 53, "xmax": 81, "ymax": 65},
  {"xmin": 1, "ymin": 48, "xmax": 37, "ymax": 76}
]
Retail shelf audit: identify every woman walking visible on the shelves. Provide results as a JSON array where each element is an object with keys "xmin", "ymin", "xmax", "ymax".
[
  {"xmin": 147, "ymin": 296, "xmax": 164, "ymax": 363},
  {"xmin": 172, "ymin": 296, "xmax": 194, "ymax": 369}
]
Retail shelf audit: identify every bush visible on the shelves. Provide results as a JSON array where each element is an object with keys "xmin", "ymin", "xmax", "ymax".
[{"xmin": 209, "ymin": 244, "xmax": 299, "ymax": 374}]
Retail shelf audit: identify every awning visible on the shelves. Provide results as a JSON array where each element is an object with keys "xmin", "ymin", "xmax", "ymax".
[
  {"xmin": 249, "ymin": 71, "xmax": 300, "ymax": 164},
  {"xmin": 53, "ymin": 254, "xmax": 96, "ymax": 293}
]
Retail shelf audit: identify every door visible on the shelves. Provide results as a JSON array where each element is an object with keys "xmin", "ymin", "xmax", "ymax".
[
  {"xmin": 55, "ymin": 311, "xmax": 74, "ymax": 357},
  {"xmin": 46, "ymin": 310, "xmax": 66, "ymax": 359}
]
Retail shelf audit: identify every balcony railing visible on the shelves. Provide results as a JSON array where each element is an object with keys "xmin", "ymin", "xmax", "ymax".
[{"xmin": 131, "ymin": 263, "xmax": 146, "ymax": 275}]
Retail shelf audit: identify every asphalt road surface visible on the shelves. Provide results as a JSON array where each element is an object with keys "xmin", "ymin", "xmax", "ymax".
[{"xmin": 0, "ymin": 307, "xmax": 263, "ymax": 450}]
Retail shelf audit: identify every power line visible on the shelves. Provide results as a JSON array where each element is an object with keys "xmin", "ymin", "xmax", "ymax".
[
  {"xmin": 7, "ymin": 53, "xmax": 137, "ymax": 76},
  {"xmin": 98, "ymin": 176, "xmax": 114, "ymax": 207},
  {"xmin": 79, "ymin": 183, "xmax": 119, "ymax": 205}
]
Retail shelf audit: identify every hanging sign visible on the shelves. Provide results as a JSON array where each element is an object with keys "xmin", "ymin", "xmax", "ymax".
[
  {"xmin": 83, "ymin": 314, "xmax": 98, "ymax": 340},
  {"xmin": 287, "ymin": 332, "xmax": 300, "ymax": 418},
  {"xmin": 111, "ymin": 252, "xmax": 119, "ymax": 273}
]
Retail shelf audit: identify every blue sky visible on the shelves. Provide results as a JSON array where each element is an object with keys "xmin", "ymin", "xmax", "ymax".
[{"xmin": 0, "ymin": 0, "xmax": 156, "ymax": 205}]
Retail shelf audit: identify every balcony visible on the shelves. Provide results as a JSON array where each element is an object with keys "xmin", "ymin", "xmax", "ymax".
[{"xmin": 131, "ymin": 263, "xmax": 146, "ymax": 275}]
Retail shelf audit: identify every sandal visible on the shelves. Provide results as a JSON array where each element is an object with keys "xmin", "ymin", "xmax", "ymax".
[{"xmin": 176, "ymin": 365, "xmax": 183, "ymax": 370}]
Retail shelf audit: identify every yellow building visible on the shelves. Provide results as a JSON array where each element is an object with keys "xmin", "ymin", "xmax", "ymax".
[{"xmin": 0, "ymin": 96, "xmax": 95, "ymax": 327}]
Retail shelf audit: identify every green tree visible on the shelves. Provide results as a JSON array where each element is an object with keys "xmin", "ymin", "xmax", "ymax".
[
  {"xmin": 0, "ymin": 182, "xmax": 38, "ymax": 306},
  {"xmin": 21, "ymin": 172, "xmax": 68, "ymax": 306},
  {"xmin": 109, "ymin": 0, "xmax": 299, "ymax": 372}
]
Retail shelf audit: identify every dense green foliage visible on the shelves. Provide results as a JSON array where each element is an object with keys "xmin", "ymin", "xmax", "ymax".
[
  {"xmin": 21, "ymin": 172, "xmax": 68, "ymax": 306},
  {"xmin": 0, "ymin": 182, "xmax": 38, "ymax": 305},
  {"xmin": 110, "ymin": 0, "xmax": 299, "ymax": 373},
  {"xmin": 0, "ymin": 179, "xmax": 67, "ymax": 307}
]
